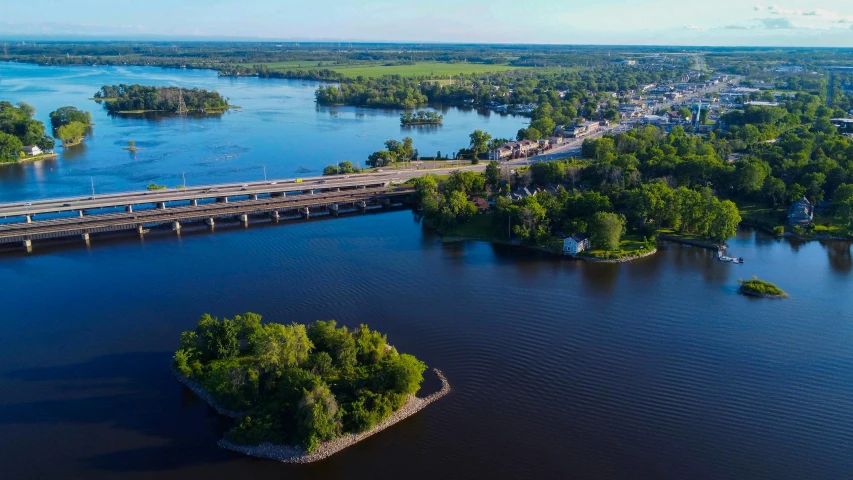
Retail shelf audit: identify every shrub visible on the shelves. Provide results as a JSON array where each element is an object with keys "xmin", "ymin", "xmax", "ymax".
[{"xmin": 773, "ymin": 225, "xmax": 785, "ymax": 236}]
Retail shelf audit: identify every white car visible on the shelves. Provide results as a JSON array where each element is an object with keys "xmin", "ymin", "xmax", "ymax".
[
  {"xmin": 377, "ymin": 169, "xmax": 384, "ymax": 172},
  {"xmin": 270, "ymin": 181, "xmax": 278, "ymax": 185}
]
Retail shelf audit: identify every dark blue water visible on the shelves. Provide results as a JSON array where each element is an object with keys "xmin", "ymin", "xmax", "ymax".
[
  {"xmin": 0, "ymin": 62, "xmax": 525, "ymax": 202},
  {"xmin": 0, "ymin": 209, "xmax": 851, "ymax": 479},
  {"xmin": 2, "ymin": 62, "xmax": 853, "ymax": 480}
]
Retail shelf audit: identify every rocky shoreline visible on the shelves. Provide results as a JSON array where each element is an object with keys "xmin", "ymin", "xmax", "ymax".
[{"xmin": 176, "ymin": 367, "xmax": 450, "ymax": 464}]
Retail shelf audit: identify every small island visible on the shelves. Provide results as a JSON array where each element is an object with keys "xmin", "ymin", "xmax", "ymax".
[
  {"xmin": 94, "ymin": 84, "xmax": 229, "ymax": 115},
  {"xmin": 50, "ymin": 106, "xmax": 93, "ymax": 146},
  {"xmin": 400, "ymin": 111, "xmax": 443, "ymax": 126},
  {"xmin": 739, "ymin": 277, "xmax": 789, "ymax": 299},
  {"xmin": 173, "ymin": 313, "xmax": 449, "ymax": 462}
]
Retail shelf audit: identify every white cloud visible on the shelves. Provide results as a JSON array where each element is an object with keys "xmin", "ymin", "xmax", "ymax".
[{"xmin": 683, "ymin": 24, "xmax": 709, "ymax": 31}]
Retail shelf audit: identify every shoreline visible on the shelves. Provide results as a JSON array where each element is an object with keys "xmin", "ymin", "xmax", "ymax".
[
  {"xmin": 176, "ymin": 367, "xmax": 450, "ymax": 464},
  {"xmin": 658, "ymin": 235, "xmax": 723, "ymax": 251},
  {"xmin": 0, "ymin": 153, "xmax": 59, "ymax": 166},
  {"xmin": 738, "ymin": 287, "xmax": 789, "ymax": 299},
  {"xmin": 440, "ymin": 233, "xmax": 658, "ymax": 263}
]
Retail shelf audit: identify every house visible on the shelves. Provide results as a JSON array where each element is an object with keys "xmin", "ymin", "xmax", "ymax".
[
  {"xmin": 510, "ymin": 187, "xmax": 536, "ymax": 201},
  {"xmin": 22, "ymin": 145, "xmax": 42, "ymax": 156},
  {"xmin": 470, "ymin": 197, "xmax": 490, "ymax": 212},
  {"xmin": 548, "ymin": 136, "xmax": 564, "ymax": 145},
  {"xmin": 788, "ymin": 196, "xmax": 813, "ymax": 226},
  {"xmin": 489, "ymin": 146, "xmax": 513, "ymax": 160},
  {"xmin": 563, "ymin": 234, "xmax": 590, "ymax": 255}
]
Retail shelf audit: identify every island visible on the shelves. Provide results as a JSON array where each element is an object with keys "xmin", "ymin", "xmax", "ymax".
[
  {"xmin": 0, "ymin": 101, "xmax": 57, "ymax": 163},
  {"xmin": 49, "ymin": 106, "xmax": 93, "ymax": 146},
  {"xmin": 738, "ymin": 277, "xmax": 789, "ymax": 299},
  {"xmin": 173, "ymin": 313, "xmax": 449, "ymax": 462},
  {"xmin": 94, "ymin": 84, "xmax": 229, "ymax": 115},
  {"xmin": 400, "ymin": 111, "xmax": 443, "ymax": 126}
]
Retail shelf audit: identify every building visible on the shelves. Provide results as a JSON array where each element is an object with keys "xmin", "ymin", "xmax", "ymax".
[
  {"xmin": 788, "ymin": 196, "xmax": 813, "ymax": 226},
  {"xmin": 489, "ymin": 146, "xmax": 513, "ymax": 160},
  {"xmin": 470, "ymin": 197, "xmax": 490, "ymax": 212},
  {"xmin": 548, "ymin": 136, "xmax": 564, "ymax": 145},
  {"xmin": 563, "ymin": 234, "xmax": 590, "ymax": 255},
  {"xmin": 22, "ymin": 145, "xmax": 42, "ymax": 156}
]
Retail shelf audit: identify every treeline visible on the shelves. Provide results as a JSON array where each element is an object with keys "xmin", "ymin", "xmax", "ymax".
[
  {"xmin": 316, "ymin": 77, "xmax": 428, "ymax": 109},
  {"xmin": 94, "ymin": 84, "xmax": 229, "ymax": 114},
  {"xmin": 219, "ymin": 65, "xmax": 346, "ymax": 82},
  {"xmin": 174, "ymin": 313, "xmax": 426, "ymax": 453},
  {"xmin": 0, "ymin": 101, "xmax": 55, "ymax": 161}
]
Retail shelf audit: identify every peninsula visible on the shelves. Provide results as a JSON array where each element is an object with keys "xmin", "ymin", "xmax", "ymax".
[
  {"xmin": 94, "ymin": 84, "xmax": 229, "ymax": 115},
  {"xmin": 173, "ymin": 313, "xmax": 449, "ymax": 462}
]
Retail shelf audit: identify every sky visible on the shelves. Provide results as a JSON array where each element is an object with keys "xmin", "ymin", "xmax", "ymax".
[{"xmin": 3, "ymin": 0, "xmax": 853, "ymax": 47}]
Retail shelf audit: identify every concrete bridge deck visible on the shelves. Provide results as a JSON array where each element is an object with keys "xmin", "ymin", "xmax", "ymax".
[{"xmin": 1, "ymin": 185, "xmax": 414, "ymax": 252}]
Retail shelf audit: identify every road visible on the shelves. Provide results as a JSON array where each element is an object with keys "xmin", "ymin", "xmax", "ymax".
[{"xmin": 0, "ymin": 165, "xmax": 483, "ymax": 219}]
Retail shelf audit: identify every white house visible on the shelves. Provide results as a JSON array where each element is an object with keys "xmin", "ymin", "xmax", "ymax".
[
  {"xmin": 563, "ymin": 234, "xmax": 590, "ymax": 255},
  {"xmin": 22, "ymin": 145, "xmax": 42, "ymax": 156}
]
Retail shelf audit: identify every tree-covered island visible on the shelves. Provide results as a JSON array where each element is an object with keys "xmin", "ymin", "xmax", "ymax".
[
  {"xmin": 173, "ymin": 313, "xmax": 448, "ymax": 461},
  {"xmin": 49, "ymin": 106, "xmax": 93, "ymax": 146},
  {"xmin": 0, "ymin": 101, "xmax": 56, "ymax": 163},
  {"xmin": 400, "ymin": 110, "xmax": 443, "ymax": 126},
  {"xmin": 94, "ymin": 84, "xmax": 229, "ymax": 115},
  {"xmin": 738, "ymin": 277, "xmax": 788, "ymax": 299}
]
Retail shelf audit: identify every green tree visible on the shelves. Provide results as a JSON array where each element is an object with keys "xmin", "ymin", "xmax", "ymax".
[
  {"xmin": 0, "ymin": 131, "xmax": 23, "ymax": 161},
  {"xmin": 195, "ymin": 314, "xmax": 241, "ymax": 361},
  {"xmin": 354, "ymin": 324, "xmax": 387, "ymax": 364},
  {"xmin": 469, "ymin": 129, "xmax": 492, "ymax": 157},
  {"xmin": 381, "ymin": 353, "xmax": 427, "ymax": 395},
  {"xmin": 485, "ymin": 161, "xmax": 501, "ymax": 188},
  {"xmin": 366, "ymin": 150, "xmax": 396, "ymax": 168},
  {"xmin": 589, "ymin": 211, "xmax": 625, "ymax": 250},
  {"xmin": 297, "ymin": 382, "xmax": 342, "ymax": 452},
  {"xmin": 56, "ymin": 121, "xmax": 87, "ymax": 145},
  {"xmin": 708, "ymin": 199, "xmax": 742, "ymax": 241},
  {"xmin": 49, "ymin": 106, "xmax": 92, "ymax": 130},
  {"xmin": 307, "ymin": 320, "xmax": 357, "ymax": 371},
  {"xmin": 254, "ymin": 323, "xmax": 313, "ymax": 375}
]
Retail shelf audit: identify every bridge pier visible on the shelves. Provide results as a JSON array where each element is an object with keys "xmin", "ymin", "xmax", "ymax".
[
  {"xmin": 157, "ymin": 202, "xmax": 166, "ymax": 210},
  {"xmin": 81, "ymin": 232, "xmax": 90, "ymax": 243},
  {"xmin": 25, "ymin": 215, "xmax": 32, "ymax": 223},
  {"xmin": 271, "ymin": 192, "xmax": 284, "ymax": 198},
  {"xmin": 22, "ymin": 239, "xmax": 32, "ymax": 253},
  {"xmin": 78, "ymin": 210, "xmax": 84, "ymax": 218},
  {"xmin": 249, "ymin": 194, "xmax": 258, "ymax": 200},
  {"xmin": 271, "ymin": 210, "xmax": 280, "ymax": 221},
  {"xmin": 335, "ymin": 187, "xmax": 341, "ymax": 192},
  {"xmin": 190, "ymin": 199, "xmax": 198, "ymax": 207},
  {"xmin": 172, "ymin": 221, "xmax": 181, "ymax": 231},
  {"xmin": 357, "ymin": 201, "xmax": 367, "ymax": 212},
  {"xmin": 125, "ymin": 205, "xmax": 134, "ymax": 213},
  {"xmin": 239, "ymin": 213, "xmax": 249, "ymax": 225},
  {"xmin": 330, "ymin": 204, "xmax": 339, "ymax": 216},
  {"xmin": 382, "ymin": 198, "xmax": 392, "ymax": 208},
  {"xmin": 300, "ymin": 207, "xmax": 310, "ymax": 219},
  {"xmin": 216, "ymin": 197, "xmax": 228, "ymax": 204},
  {"xmin": 304, "ymin": 190, "xmax": 314, "ymax": 195},
  {"xmin": 206, "ymin": 217, "xmax": 215, "ymax": 227}
]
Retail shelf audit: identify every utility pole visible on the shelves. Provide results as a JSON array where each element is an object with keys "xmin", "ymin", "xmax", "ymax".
[
  {"xmin": 90, "ymin": 177, "xmax": 95, "ymax": 199},
  {"xmin": 263, "ymin": 165, "xmax": 267, "ymax": 181},
  {"xmin": 182, "ymin": 172, "xmax": 186, "ymax": 187}
]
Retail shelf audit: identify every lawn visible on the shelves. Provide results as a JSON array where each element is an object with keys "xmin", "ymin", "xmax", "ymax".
[
  {"xmin": 734, "ymin": 199, "xmax": 786, "ymax": 229},
  {"xmin": 579, "ymin": 234, "xmax": 654, "ymax": 260},
  {"xmin": 260, "ymin": 61, "xmax": 525, "ymax": 78}
]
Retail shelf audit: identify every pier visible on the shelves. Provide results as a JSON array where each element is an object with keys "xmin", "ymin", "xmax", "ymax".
[{"xmin": 0, "ymin": 178, "xmax": 414, "ymax": 252}]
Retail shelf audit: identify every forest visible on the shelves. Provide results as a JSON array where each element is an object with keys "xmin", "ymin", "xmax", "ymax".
[
  {"xmin": 94, "ymin": 84, "xmax": 229, "ymax": 114},
  {"xmin": 174, "ymin": 313, "xmax": 427, "ymax": 453}
]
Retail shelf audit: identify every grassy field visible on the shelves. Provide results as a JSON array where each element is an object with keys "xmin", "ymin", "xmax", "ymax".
[
  {"xmin": 259, "ymin": 61, "xmax": 524, "ymax": 78},
  {"xmin": 579, "ymin": 234, "xmax": 653, "ymax": 260},
  {"xmin": 735, "ymin": 199, "xmax": 786, "ymax": 229},
  {"xmin": 441, "ymin": 215, "xmax": 503, "ymax": 242}
]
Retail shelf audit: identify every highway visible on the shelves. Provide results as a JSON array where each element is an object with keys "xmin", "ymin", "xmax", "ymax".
[{"xmin": 0, "ymin": 165, "xmax": 481, "ymax": 219}]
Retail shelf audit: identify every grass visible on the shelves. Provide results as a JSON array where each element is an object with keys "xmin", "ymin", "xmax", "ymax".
[
  {"xmin": 579, "ymin": 234, "xmax": 655, "ymax": 260},
  {"xmin": 260, "ymin": 61, "xmax": 525, "ymax": 78},
  {"xmin": 735, "ymin": 199, "xmax": 786, "ymax": 229},
  {"xmin": 739, "ymin": 277, "xmax": 788, "ymax": 298}
]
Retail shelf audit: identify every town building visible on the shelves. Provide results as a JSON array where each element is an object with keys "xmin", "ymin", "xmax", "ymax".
[
  {"xmin": 563, "ymin": 234, "xmax": 590, "ymax": 255},
  {"xmin": 788, "ymin": 197, "xmax": 814, "ymax": 226}
]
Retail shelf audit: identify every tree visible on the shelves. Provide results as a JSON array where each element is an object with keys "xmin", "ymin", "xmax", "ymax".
[
  {"xmin": 195, "ymin": 314, "xmax": 241, "ymax": 362},
  {"xmin": 297, "ymin": 381, "xmax": 342, "ymax": 452},
  {"xmin": 763, "ymin": 176, "xmax": 787, "ymax": 206},
  {"xmin": 55, "ymin": 121, "xmax": 87, "ymax": 145},
  {"xmin": 485, "ymin": 161, "xmax": 501, "ymax": 188},
  {"xmin": 708, "ymin": 199, "xmax": 741, "ymax": 241},
  {"xmin": 307, "ymin": 320, "xmax": 357, "ymax": 371},
  {"xmin": 381, "ymin": 353, "xmax": 427, "ymax": 395},
  {"xmin": 589, "ymin": 212, "xmax": 625, "ymax": 250},
  {"xmin": 49, "ymin": 106, "xmax": 92, "ymax": 130},
  {"xmin": 366, "ymin": 150, "xmax": 396, "ymax": 168},
  {"xmin": 354, "ymin": 324, "xmax": 387, "ymax": 364},
  {"xmin": 0, "ymin": 131, "xmax": 23, "ymax": 161},
  {"xmin": 469, "ymin": 129, "xmax": 492, "ymax": 157},
  {"xmin": 530, "ymin": 117, "xmax": 556, "ymax": 137},
  {"xmin": 254, "ymin": 323, "xmax": 313, "ymax": 376}
]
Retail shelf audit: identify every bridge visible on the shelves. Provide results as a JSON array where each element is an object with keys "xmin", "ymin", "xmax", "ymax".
[{"xmin": 0, "ymin": 175, "xmax": 416, "ymax": 252}]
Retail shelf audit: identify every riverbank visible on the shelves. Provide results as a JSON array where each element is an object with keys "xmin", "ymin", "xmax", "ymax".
[
  {"xmin": 658, "ymin": 234, "xmax": 723, "ymax": 251},
  {"xmin": 175, "ymin": 366, "xmax": 450, "ymax": 463},
  {"xmin": 578, "ymin": 247, "xmax": 658, "ymax": 263},
  {"xmin": 219, "ymin": 368, "xmax": 450, "ymax": 464},
  {"xmin": 0, "ymin": 153, "xmax": 59, "ymax": 166}
]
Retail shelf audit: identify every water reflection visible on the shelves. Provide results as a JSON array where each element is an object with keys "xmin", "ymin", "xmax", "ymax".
[
  {"xmin": 824, "ymin": 241, "xmax": 853, "ymax": 273},
  {"xmin": 60, "ymin": 142, "xmax": 88, "ymax": 161}
]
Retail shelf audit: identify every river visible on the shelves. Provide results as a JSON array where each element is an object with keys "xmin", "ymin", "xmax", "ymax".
[
  {"xmin": 1, "ymin": 63, "xmax": 853, "ymax": 480},
  {"xmin": 0, "ymin": 62, "xmax": 525, "ymax": 202}
]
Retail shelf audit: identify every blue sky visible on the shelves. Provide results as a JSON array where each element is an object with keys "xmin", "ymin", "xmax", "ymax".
[{"xmin": 4, "ymin": 0, "xmax": 853, "ymax": 46}]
